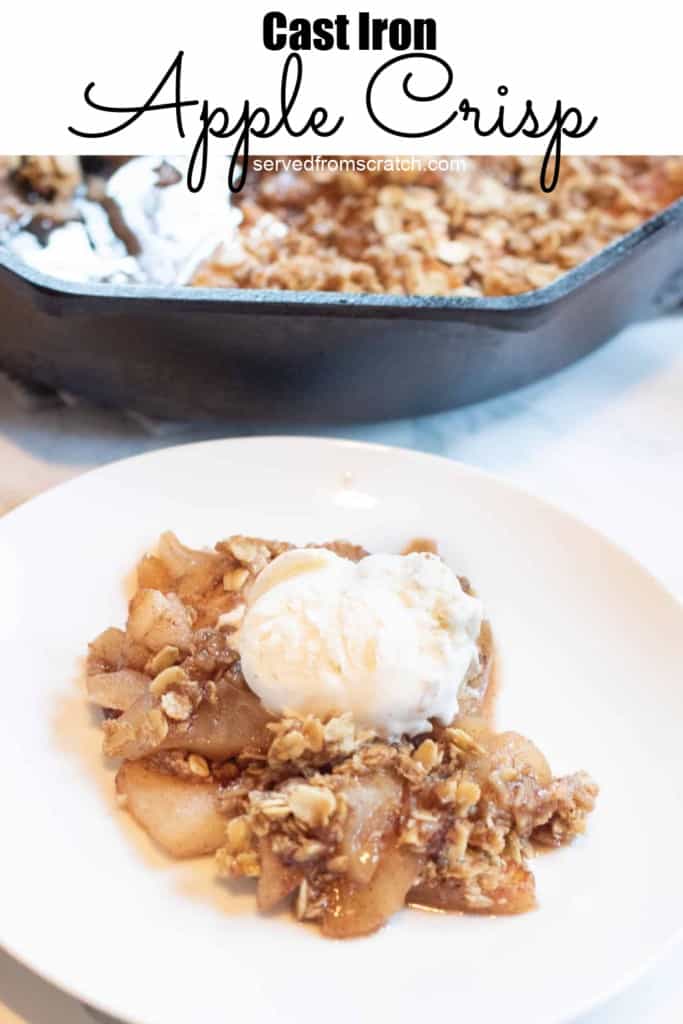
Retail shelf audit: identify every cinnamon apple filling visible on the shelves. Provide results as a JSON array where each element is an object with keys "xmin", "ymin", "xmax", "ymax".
[{"xmin": 87, "ymin": 531, "xmax": 597, "ymax": 937}]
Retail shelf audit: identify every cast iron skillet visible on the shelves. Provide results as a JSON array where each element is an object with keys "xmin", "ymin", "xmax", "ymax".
[{"xmin": 0, "ymin": 198, "xmax": 682, "ymax": 423}]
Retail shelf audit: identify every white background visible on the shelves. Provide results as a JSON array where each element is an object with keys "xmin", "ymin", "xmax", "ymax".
[{"xmin": 1, "ymin": 0, "xmax": 681, "ymax": 155}]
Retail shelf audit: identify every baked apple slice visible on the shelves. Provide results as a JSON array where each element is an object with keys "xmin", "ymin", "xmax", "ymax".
[
  {"xmin": 337, "ymin": 772, "xmax": 404, "ymax": 885},
  {"xmin": 86, "ymin": 669, "xmax": 149, "ymax": 711},
  {"xmin": 116, "ymin": 760, "xmax": 226, "ymax": 858},
  {"xmin": 322, "ymin": 844, "xmax": 422, "ymax": 938},
  {"xmin": 103, "ymin": 676, "xmax": 272, "ymax": 761},
  {"xmin": 127, "ymin": 589, "xmax": 194, "ymax": 653},
  {"xmin": 257, "ymin": 837, "xmax": 304, "ymax": 912},
  {"xmin": 409, "ymin": 859, "xmax": 536, "ymax": 915},
  {"xmin": 486, "ymin": 731, "xmax": 552, "ymax": 786}
]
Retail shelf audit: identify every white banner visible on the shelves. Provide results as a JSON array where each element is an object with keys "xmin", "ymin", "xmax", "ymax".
[{"xmin": 2, "ymin": 0, "xmax": 681, "ymax": 190}]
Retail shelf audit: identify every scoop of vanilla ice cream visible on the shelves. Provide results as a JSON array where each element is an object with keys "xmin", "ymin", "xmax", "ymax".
[{"xmin": 238, "ymin": 547, "xmax": 483, "ymax": 739}]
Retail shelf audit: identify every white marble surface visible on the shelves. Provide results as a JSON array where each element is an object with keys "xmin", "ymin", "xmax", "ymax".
[{"xmin": 1, "ymin": 312, "xmax": 682, "ymax": 1023}]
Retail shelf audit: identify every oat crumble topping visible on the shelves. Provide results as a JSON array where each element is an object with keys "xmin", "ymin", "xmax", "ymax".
[{"xmin": 192, "ymin": 156, "xmax": 683, "ymax": 297}]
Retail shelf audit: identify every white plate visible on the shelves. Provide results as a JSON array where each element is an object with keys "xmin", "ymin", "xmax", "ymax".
[{"xmin": 1, "ymin": 437, "xmax": 682, "ymax": 1024}]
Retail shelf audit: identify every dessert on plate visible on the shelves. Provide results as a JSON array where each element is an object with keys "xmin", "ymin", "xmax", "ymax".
[{"xmin": 86, "ymin": 532, "xmax": 597, "ymax": 937}]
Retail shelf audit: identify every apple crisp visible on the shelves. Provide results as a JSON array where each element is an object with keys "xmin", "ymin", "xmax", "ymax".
[
  {"xmin": 87, "ymin": 531, "xmax": 597, "ymax": 937},
  {"xmin": 192, "ymin": 155, "xmax": 683, "ymax": 297}
]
